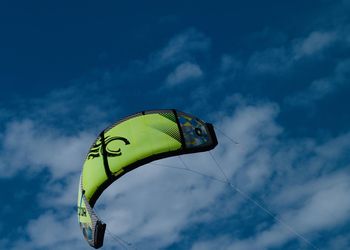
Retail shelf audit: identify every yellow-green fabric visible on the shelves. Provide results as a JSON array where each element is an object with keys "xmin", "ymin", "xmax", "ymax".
[{"xmin": 81, "ymin": 113, "xmax": 181, "ymax": 203}]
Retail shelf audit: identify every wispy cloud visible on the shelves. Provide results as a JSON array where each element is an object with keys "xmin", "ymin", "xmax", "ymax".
[
  {"xmin": 4, "ymin": 95, "xmax": 350, "ymax": 249},
  {"xmin": 246, "ymin": 46, "xmax": 291, "ymax": 75},
  {"xmin": 192, "ymin": 171, "xmax": 350, "ymax": 250},
  {"xmin": 166, "ymin": 62, "xmax": 203, "ymax": 86},
  {"xmin": 0, "ymin": 119, "xmax": 94, "ymax": 178},
  {"xmin": 12, "ymin": 212, "xmax": 85, "ymax": 250},
  {"xmin": 286, "ymin": 58, "xmax": 350, "ymax": 106},
  {"xmin": 246, "ymin": 30, "xmax": 340, "ymax": 76},
  {"xmin": 190, "ymin": 126, "xmax": 350, "ymax": 250},
  {"xmin": 147, "ymin": 28, "xmax": 210, "ymax": 71},
  {"xmin": 293, "ymin": 31, "xmax": 338, "ymax": 59}
]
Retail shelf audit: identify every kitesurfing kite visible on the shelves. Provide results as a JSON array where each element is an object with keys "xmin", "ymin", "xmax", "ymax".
[{"xmin": 77, "ymin": 109, "xmax": 218, "ymax": 248}]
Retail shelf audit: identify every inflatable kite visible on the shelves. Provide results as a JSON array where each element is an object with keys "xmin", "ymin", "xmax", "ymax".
[{"xmin": 77, "ymin": 109, "xmax": 218, "ymax": 248}]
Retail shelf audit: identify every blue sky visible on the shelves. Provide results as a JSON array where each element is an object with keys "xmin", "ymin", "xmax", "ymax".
[{"xmin": 1, "ymin": 1, "xmax": 350, "ymax": 249}]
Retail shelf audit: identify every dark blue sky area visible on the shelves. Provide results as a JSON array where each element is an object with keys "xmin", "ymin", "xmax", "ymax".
[
  {"xmin": 0, "ymin": 0, "xmax": 330, "ymax": 95},
  {"xmin": 2, "ymin": 0, "xmax": 348, "ymax": 139}
]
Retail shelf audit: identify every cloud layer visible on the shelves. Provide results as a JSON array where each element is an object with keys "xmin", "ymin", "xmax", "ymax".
[{"xmin": 2, "ymin": 99, "xmax": 349, "ymax": 250}]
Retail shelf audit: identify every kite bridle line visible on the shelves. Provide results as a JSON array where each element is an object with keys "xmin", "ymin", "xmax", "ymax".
[
  {"xmin": 207, "ymin": 151, "xmax": 319, "ymax": 250},
  {"xmin": 93, "ymin": 125, "xmax": 319, "ymax": 250},
  {"xmin": 209, "ymin": 125, "xmax": 319, "ymax": 249},
  {"xmin": 213, "ymin": 125, "xmax": 239, "ymax": 145},
  {"xmin": 168, "ymin": 125, "xmax": 318, "ymax": 250},
  {"xmin": 152, "ymin": 153, "xmax": 319, "ymax": 250},
  {"xmin": 105, "ymin": 227, "xmax": 136, "ymax": 250},
  {"xmin": 91, "ymin": 207, "xmax": 137, "ymax": 250}
]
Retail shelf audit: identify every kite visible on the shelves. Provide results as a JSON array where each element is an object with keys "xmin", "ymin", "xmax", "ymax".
[{"xmin": 77, "ymin": 109, "xmax": 218, "ymax": 248}]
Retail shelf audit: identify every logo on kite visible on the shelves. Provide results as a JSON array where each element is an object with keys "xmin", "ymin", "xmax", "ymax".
[{"xmin": 87, "ymin": 136, "xmax": 130, "ymax": 159}]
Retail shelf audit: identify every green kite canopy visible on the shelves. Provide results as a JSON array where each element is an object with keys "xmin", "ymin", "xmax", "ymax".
[{"xmin": 77, "ymin": 109, "xmax": 218, "ymax": 248}]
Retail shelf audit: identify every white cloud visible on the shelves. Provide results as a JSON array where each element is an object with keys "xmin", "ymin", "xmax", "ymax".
[
  {"xmin": 166, "ymin": 62, "xmax": 203, "ymax": 86},
  {"xmin": 286, "ymin": 174, "xmax": 350, "ymax": 232},
  {"xmin": 293, "ymin": 31, "xmax": 337, "ymax": 59},
  {"xmin": 26, "ymin": 213, "xmax": 81, "ymax": 248},
  {"xmin": 325, "ymin": 233, "xmax": 350, "ymax": 249},
  {"xmin": 0, "ymin": 119, "xmax": 94, "ymax": 178},
  {"xmin": 5, "ymin": 99, "xmax": 350, "ymax": 250},
  {"xmin": 39, "ymin": 174, "xmax": 81, "ymax": 207},
  {"xmin": 147, "ymin": 28, "xmax": 210, "ymax": 71},
  {"xmin": 190, "ymin": 129, "xmax": 350, "ymax": 250},
  {"xmin": 191, "ymin": 173, "xmax": 350, "ymax": 250},
  {"xmin": 12, "ymin": 212, "xmax": 86, "ymax": 250},
  {"xmin": 253, "ymin": 173, "xmax": 350, "ymax": 248},
  {"xmin": 246, "ymin": 30, "xmax": 339, "ymax": 76}
]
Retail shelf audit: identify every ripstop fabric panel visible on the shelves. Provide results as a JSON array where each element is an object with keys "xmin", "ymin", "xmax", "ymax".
[{"xmin": 81, "ymin": 112, "xmax": 182, "ymax": 203}]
